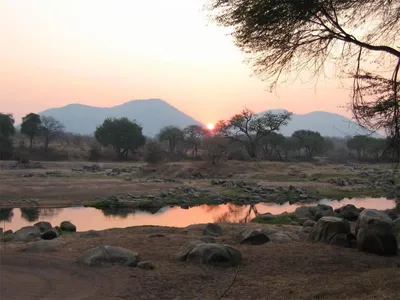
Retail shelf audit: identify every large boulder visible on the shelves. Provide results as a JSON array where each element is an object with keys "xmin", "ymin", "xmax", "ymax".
[
  {"xmin": 41, "ymin": 229, "xmax": 59, "ymax": 240},
  {"xmin": 77, "ymin": 245, "xmax": 140, "ymax": 267},
  {"xmin": 13, "ymin": 226, "xmax": 41, "ymax": 242},
  {"xmin": 355, "ymin": 209, "xmax": 398, "ymax": 255},
  {"xmin": 303, "ymin": 220, "xmax": 316, "ymax": 228},
  {"xmin": 335, "ymin": 204, "xmax": 362, "ymax": 221},
  {"xmin": 60, "ymin": 221, "xmax": 76, "ymax": 232},
  {"xmin": 202, "ymin": 223, "xmax": 223, "ymax": 237},
  {"xmin": 1, "ymin": 230, "xmax": 13, "ymax": 242},
  {"xmin": 294, "ymin": 205, "xmax": 333, "ymax": 221},
  {"xmin": 34, "ymin": 221, "xmax": 53, "ymax": 233},
  {"xmin": 176, "ymin": 241, "xmax": 241, "ymax": 266},
  {"xmin": 23, "ymin": 240, "xmax": 57, "ymax": 253},
  {"xmin": 238, "ymin": 229, "xmax": 270, "ymax": 245},
  {"xmin": 309, "ymin": 216, "xmax": 351, "ymax": 247}
]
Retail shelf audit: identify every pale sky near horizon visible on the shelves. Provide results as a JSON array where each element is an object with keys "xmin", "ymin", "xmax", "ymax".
[{"xmin": 1, "ymin": 0, "xmax": 353, "ymax": 124}]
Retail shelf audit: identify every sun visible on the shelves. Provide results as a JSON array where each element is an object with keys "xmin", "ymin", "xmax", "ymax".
[{"xmin": 206, "ymin": 123, "xmax": 215, "ymax": 130}]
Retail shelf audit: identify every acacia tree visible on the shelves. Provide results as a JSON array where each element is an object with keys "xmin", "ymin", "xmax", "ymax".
[
  {"xmin": 216, "ymin": 108, "xmax": 292, "ymax": 158},
  {"xmin": 261, "ymin": 132, "xmax": 285, "ymax": 161},
  {"xmin": 0, "ymin": 113, "xmax": 15, "ymax": 159},
  {"xmin": 347, "ymin": 135, "xmax": 370, "ymax": 159},
  {"xmin": 208, "ymin": 0, "xmax": 400, "ymax": 160},
  {"xmin": 40, "ymin": 116, "xmax": 65, "ymax": 152},
  {"xmin": 183, "ymin": 125, "xmax": 205, "ymax": 157},
  {"xmin": 292, "ymin": 130, "xmax": 325, "ymax": 160},
  {"xmin": 158, "ymin": 126, "xmax": 184, "ymax": 154},
  {"xmin": 95, "ymin": 117, "xmax": 145, "ymax": 159},
  {"xmin": 20, "ymin": 113, "xmax": 42, "ymax": 150}
]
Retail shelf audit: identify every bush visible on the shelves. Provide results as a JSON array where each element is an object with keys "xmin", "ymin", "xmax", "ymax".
[
  {"xmin": 89, "ymin": 148, "xmax": 100, "ymax": 162},
  {"xmin": 144, "ymin": 140, "xmax": 165, "ymax": 164}
]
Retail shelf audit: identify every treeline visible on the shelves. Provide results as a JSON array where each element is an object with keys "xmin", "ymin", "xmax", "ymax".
[{"xmin": 0, "ymin": 110, "xmax": 392, "ymax": 163}]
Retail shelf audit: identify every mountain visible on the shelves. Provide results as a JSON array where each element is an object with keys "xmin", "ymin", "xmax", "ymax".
[
  {"xmin": 39, "ymin": 99, "xmax": 203, "ymax": 137},
  {"xmin": 262, "ymin": 109, "xmax": 383, "ymax": 138}
]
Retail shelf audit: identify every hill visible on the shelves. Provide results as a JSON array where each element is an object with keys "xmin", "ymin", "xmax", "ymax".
[
  {"xmin": 39, "ymin": 99, "xmax": 203, "ymax": 137},
  {"xmin": 262, "ymin": 109, "xmax": 383, "ymax": 138}
]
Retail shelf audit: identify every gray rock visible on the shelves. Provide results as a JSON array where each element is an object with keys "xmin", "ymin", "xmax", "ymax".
[
  {"xmin": 41, "ymin": 229, "xmax": 59, "ymax": 240},
  {"xmin": 239, "ymin": 229, "xmax": 270, "ymax": 245},
  {"xmin": 77, "ymin": 245, "xmax": 140, "ymax": 267},
  {"xmin": 60, "ymin": 221, "xmax": 76, "ymax": 232},
  {"xmin": 200, "ymin": 236, "xmax": 216, "ymax": 243},
  {"xmin": 302, "ymin": 227, "xmax": 313, "ymax": 234},
  {"xmin": 267, "ymin": 231, "xmax": 300, "ymax": 243},
  {"xmin": 176, "ymin": 241, "xmax": 242, "ymax": 266},
  {"xmin": 23, "ymin": 241, "xmax": 57, "ymax": 253},
  {"xmin": 34, "ymin": 221, "xmax": 53, "ymax": 233},
  {"xmin": 315, "ymin": 210, "xmax": 337, "ymax": 221},
  {"xmin": 356, "ymin": 209, "xmax": 397, "ymax": 255},
  {"xmin": 309, "ymin": 216, "xmax": 350, "ymax": 246},
  {"xmin": 335, "ymin": 204, "xmax": 362, "ymax": 221},
  {"xmin": 80, "ymin": 230, "xmax": 101, "ymax": 238},
  {"xmin": 203, "ymin": 223, "xmax": 223, "ymax": 237},
  {"xmin": 137, "ymin": 261, "xmax": 155, "ymax": 270},
  {"xmin": 1, "ymin": 230, "xmax": 13, "ymax": 242},
  {"xmin": 303, "ymin": 220, "xmax": 316, "ymax": 228},
  {"xmin": 13, "ymin": 226, "xmax": 42, "ymax": 242},
  {"xmin": 148, "ymin": 233, "xmax": 166, "ymax": 238},
  {"xmin": 393, "ymin": 217, "xmax": 400, "ymax": 226}
]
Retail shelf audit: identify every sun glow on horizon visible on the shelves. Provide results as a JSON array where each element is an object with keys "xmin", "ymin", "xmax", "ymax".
[{"xmin": 206, "ymin": 123, "xmax": 215, "ymax": 130}]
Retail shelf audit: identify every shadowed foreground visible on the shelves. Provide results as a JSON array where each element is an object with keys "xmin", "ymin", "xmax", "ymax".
[{"xmin": 1, "ymin": 224, "xmax": 399, "ymax": 300}]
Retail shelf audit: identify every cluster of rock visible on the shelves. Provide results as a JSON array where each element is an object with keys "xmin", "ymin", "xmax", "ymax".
[
  {"xmin": 1, "ymin": 221, "xmax": 77, "ymax": 243},
  {"xmin": 91, "ymin": 182, "xmax": 318, "ymax": 212},
  {"xmin": 295, "ymin": 205, "xmax": 399, "ymax": 256},
  {"xmin": 72, "ymin": 164, "xmax": 104, "ymax": 173},
  {"xmin": 10, "ymin": 161, "xmax": 44, "ymax": 169},
  {"xmin": 105, "ymin": 166, "xmax": 140, "ymax": 176}
]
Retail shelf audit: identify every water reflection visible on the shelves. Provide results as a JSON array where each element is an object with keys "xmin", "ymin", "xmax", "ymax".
[
  {"xmin": 1, "ymin": 197, "xmax": 396, "ymax": 232},
  {"xmin": 20, "ymin": 207, "xmax": 40, "ymax": 222},
  {"xmin": 0, "ymin": 208, "xmax": 14, "ymax": 222}
]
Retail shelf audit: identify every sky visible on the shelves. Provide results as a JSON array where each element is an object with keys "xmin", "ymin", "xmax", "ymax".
[{"xmin": 0, "ymin": 0, "xmax": 353, "ymax": 125}]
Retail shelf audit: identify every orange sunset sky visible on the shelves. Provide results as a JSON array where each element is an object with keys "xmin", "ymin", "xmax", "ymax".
[{"xmin": 1, "ymin": 0, "xmax": 352, "ymax": 124}]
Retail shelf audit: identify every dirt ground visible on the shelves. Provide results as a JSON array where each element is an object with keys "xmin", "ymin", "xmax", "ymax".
[
  {"xmin": 0, "ymin": 160, "xmax": 392, "ymax": 207},
  {"xmin": 1, "ymin": 223, "xmax": 399, "ymax": 300}
]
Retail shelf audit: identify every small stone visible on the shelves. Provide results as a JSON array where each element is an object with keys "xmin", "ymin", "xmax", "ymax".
[
  {"xmin": 148, "ymin": 233, "xmax": 166, "ymax": 238},
  {"xmin": 137, "ymin": 261, "xmax": 155, "ymax": 270}
]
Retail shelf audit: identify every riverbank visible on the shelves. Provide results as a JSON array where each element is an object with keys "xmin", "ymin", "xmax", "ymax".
[
  {"xmin": 1, "ymin": 222, "xmax": 399, "ymax": 300},
  {"xmin": 0, "ymin": 161, "xmax": 396, "ymax": 208}
]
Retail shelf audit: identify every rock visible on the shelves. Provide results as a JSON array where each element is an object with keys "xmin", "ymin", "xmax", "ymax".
[
  {"xmin": 137, "ymin": 261, "xmax": 155, "ymax": 270},
  {"xmin": 267, "ymin": 232, "xmax": 300, "ymax": 243},
  {"xmin": 238, "ymin": 229, "xmax": 270, "ymax": 245},
  {"xmin": 23, "ymin": 241, "xmax": 57, "ymax": 253},
  {"xmin": 176, "ymin": 241, "xmax": 242, "ymax": 266},
  {"xmin": 302, "ymin": 227, "xmax": 313, "ymax": 234},
  {"xmin": 1, "ymin": 230, "xmax": 13, "ymax": 242},
  {"xmin": 315, "ymin": 209, "xmax": 337, "ymax": 221},
  {"xmin": 356, "ymin": 209, "xmax": 397, "ymax": 255},
  {"xmin": 303, "ymin": 220, "xmax": 316, "ymax": 228},
  {"xmin": 200, "ymin": 236, "xmax": 216, "ymax": 243},
  {"xmin": 335, "ymin": 204, "xmax": 362, "ymax": 221},
  {"xmin": 393, "ymin": 217, "xmax": 400, "ymax": 226},
  {"xmin": 148, "ymin": 233, "xmax": 166, "ymax": 238},
  {"xmin": 80, "ymin": 230, "xmax": 101, "ymax": 238},
  {"xmin": 383, "ymin": 209, "xmax": 397, "ymax": 220},
  {"xmin": 0, "ymin": 228, "xmax": 2, "ymax": 234},
  {"xmin": 41, "ymin": 229, "xmax": 59, "ymax": 240},
  {"xmin": 77, "ymin": 245, "xmax": 140, "ymax": 267},
  {"xmin": 34, "ymin": 221, "xmax": 53, "ymax": 233},
  {"xmin": 202, "ymin": 223, "xmax": 223, "ymax": 237},
  {"xmin": 60, "ymin": 221, "xmax": 76, "ymax": 232},
  {"xmin": 309, "ymin": 217, "xmax": 350, "ymax": 246},
  {"xmin": 13, "ymin": 226, "xmax": 42, "ymax": 242}
]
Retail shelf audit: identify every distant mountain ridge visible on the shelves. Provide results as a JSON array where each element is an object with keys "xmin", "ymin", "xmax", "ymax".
[
  {"xmin": 262, "ymin": 109, "xmax": 383, "ymax": 138},
  {"xmin": 39, "ymin": 99, "xmax": 383, "ymax": 138},
  {"xmin": 39, "ymin": 99, "xmax": 203, "ymax": 137}
]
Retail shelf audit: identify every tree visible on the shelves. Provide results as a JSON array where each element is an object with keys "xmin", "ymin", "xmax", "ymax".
[
  {"xmin": 208, "ymin": 0, "xmax": 400, "ymax": 160},
  {"xmin": 216, "ymin": 108, "xmax": 292, "ymax": 158},
  {"xmin": 94, "ymin": 117, "xmax": 145, "ymax": 159},
  {"xmin": 292, "ymin": 130, "xmax": 325, "ymax": 160},
  {"xmin": 347, "ymin": 135, "xmax": 370, "ymax": 159},
  {"xmin": 0, "ymin": 113, "xmax": 15, "ymax": 159},
  {"xmin": 260, "ymin": 132, "xmax": 285, "ymax": 160},
  {"xmin": 158, "ymin": 126, "xmax": 184, "ymax": 154},
  {"xmin": 40, "ymin": 116, "xmax": 65, "ymax": 151},
  {"xmin": 183, "ymin": 125, "xmax": 205, "ymax": 157},
  {"xmin": 144, "ymin": 139, "xmax": 165, "ymax": 164},
  {"xmin": 203, "ymin": 134, "xmax": 228, "ymax": 165},
  {"xmin": 20, "ymin": 113, "xmax": 42, "ymax": 150}
]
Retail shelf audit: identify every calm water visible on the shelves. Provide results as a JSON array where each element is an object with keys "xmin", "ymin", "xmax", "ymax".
[{"xmin": 0, "ymin": 197, "xmax": 396, "ymax": 232}]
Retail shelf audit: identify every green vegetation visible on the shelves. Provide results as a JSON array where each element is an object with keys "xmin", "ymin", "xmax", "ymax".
[
  {"xmin": 252, "ymin": 212, "xmax": 298, "ymax": 225},
  {"xmin": 20, "ymin": 113, "xmax": 42, "ymax": 150}
]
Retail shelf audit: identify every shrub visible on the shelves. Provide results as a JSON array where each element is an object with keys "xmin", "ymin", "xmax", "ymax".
[{"xmin": 144, "ymin": 140, "xmax": 165, "ymax": 164}]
